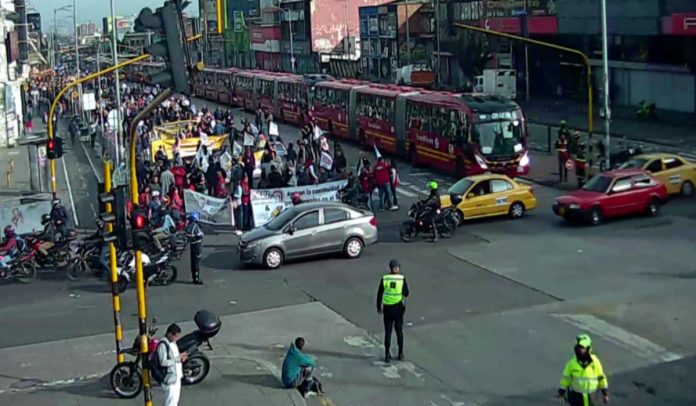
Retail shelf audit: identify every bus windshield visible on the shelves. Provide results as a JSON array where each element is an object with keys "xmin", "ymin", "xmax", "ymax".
[{"xmin": 473, "ymin": 118, "xmax": 524, "ymax": 158}]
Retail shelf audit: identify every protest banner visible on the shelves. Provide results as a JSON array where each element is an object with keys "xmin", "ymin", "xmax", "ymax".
[
  {"xmin": 274, "ymin": 142, "xmax": 287, "ymax": 156},
  {"xmin": 150, "ymin": 134, "xmax": 228, "ymax": 160},
  {"xmin": 233, "ymin": 141, "xmax": 243, "ymax": 156},
  {"xmin": 243, "ymin": 133, "xmax": 255, "ymax": 146},
  {"xmin": 320, "ymin": 152, "xmax": 333, "ymax": 170},
  {"xmin": 249, "ymin": 180, "xmax": 348, "ymax": 226},
  {"xmin": 183, "ymin": 189, "xmax": 233, "ymax": 226},
  {"xmin": 269, "ymin": 122, "xmax": 279, "ymax": 136},
  {"xmin": 220, "ymin": 151, "xmax": 233, "ymax": 179},
  {"xmin": 0, "ymin": 199, "xmax": 52, "ymax": 235}
]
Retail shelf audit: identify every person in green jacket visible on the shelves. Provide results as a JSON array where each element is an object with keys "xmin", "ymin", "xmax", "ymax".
[{"xmin": 281, "ymin": 337, "xmax": 322, "ymax": 396}]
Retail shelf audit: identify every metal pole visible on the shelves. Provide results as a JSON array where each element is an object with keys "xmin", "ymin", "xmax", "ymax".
[
  {"xmin": 600, "ymin": 0, "xmax": 611, "ymax": 168},
  {"xmin": 435, "ymin": 0, "xmax": 440, "ymax": 86},
  {"xmin": 97, "ymin": 42, "xmax": 105, "ymax": 144},
  {"xmin": 344, "ymin": 0, "xmax": 349, "ymax": 56},
  {"xmin": 73, "ymin": 0, "xmax": 82, "ymax": 120},
  {"xmin": 47, "ymin": 54, "xmax": 151, "ymax": 196},
  {"xmin": 523, "ymin": 0, "xmax": 530, "ymax": 101},
  {"xmin": 110, "ymin": 0, "xmax": 123, "ymax": 166},
  {"xmin": 103, "ymin": 160, "xmax": 125, "ymax": 364},
  {"xmin": 129, "ymin": 88, "xmax": 173, "ymax": 406},
  {"xmin": 288, "ymin": 11, "xmax": 295, "ymax": 73},
  {"xmin": 405, "ymin": 0, "xmax": 410, "ymax": 66},
  {"xmin": 453, "ymin": 22, "xmax": 593, "ymax": 134}
]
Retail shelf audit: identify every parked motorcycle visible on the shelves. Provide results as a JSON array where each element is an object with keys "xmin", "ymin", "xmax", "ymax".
[
  {"xmin": 0, "ymin": 250, "xmax": 37, "ymax": 282},
  {"xmin": 596, "ymin": 141, "xmax": 644, "ymax": 171},
  {"xmin": 116, "ymin": 251, "xmax": 178, "ymax": 294},
  {"xmin": 399, "ymin": 200, "xmax": 458, "ymax": 242},
  {"xmin": 110, "ymin": 310, "xmax": 222, "ymax": 399},
  {"xmin": 339, "ymin": 189, "xmax": 370, "ymax": 211}
]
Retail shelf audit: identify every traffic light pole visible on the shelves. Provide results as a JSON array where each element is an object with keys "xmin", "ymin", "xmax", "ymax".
[
  {"xmin": 47, "ymin": 54, "xmax": 150, "ymax": 197},
  {"xmin": 103, "ymin": 160, "xmax": 125, "ymax": 364},
  {"xmin": 128, "ymin": 87, "xmax": 173, "ymax": 406}
]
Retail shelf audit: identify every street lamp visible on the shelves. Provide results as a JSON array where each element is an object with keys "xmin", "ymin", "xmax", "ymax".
[{"xmin": 267, "ymin": 6, "xmax": 294, "ymax": 73}]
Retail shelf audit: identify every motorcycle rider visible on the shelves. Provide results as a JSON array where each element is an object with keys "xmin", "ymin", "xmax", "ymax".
[
  {"xmin": 49, "ymin": 199, "xmax": 70, "ymax": 239},
  {"xmin": 185, "ymin": 211, "xmax": 204, "ymax": 285},
  {"xmin": 152, "ymin": 206, "xmax": 177, "ymax": 252},
  {"xmin": 0, "ymin": 226, "xmax": 19, "ymax": 277},
  {"xmin": 419, "ymin": 181, "xmax": 442, "ymax": 242},
  {"xmin": 340, "ymin": 172, "xmax": 362, "ymax": 207}
]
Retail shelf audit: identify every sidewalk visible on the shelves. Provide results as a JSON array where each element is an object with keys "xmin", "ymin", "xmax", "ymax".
[
  {"xmin": 521, "ymin": 98, "xmax": 696, "ymax": 150},
  {"xmin": 0, "ymin": 302, "xmax": 446, "ymax": 406}
]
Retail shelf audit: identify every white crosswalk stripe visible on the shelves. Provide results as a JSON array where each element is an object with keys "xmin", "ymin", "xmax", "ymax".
[{"xmin": 396, "ymin": 187, "xmax": 417, "ymax": 198}]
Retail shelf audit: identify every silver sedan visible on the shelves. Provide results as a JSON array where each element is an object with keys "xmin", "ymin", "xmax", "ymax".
[{"xmin": 238, "ymin": 202, "xmax": 378, "ymax": 269}]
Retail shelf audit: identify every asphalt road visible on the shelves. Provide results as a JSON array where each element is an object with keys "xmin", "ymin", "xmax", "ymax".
[{"xmin": 1, "ymin": 97, "xmax": 695, "ymax": 405}]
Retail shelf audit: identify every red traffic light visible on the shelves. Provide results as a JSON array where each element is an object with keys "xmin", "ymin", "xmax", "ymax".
[
  {"xmin": 131, "ymin": 209, "xmax": 149, "ymax": 230},
  {"xmin": 47, "ymin": 139, "xmax": 55, "ymax": 149}
]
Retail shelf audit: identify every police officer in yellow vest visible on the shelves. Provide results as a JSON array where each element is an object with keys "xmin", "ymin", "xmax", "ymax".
[
  {"xmin": 558, "ymin": 334, "xmax": 609, "ymax": 405},
  {"xmin": 377, "ymin": 259, "xmax": 410, "ymax": 363}
]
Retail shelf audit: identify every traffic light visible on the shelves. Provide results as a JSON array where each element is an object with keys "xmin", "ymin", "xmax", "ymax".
[
  {"xmin": 134, "ymin": 1, "xmax": 191, "ymax": 95},
  {"xmin": 99, "ymin": 187, "xmax": 128, "ymax": 249},
  {"xmin": 46, "ymin": 137, "xmax": 64, "ymax": 159},
  {"xmin": 131, "ymin": 209, "xmax": 150, "ymax": 251}
]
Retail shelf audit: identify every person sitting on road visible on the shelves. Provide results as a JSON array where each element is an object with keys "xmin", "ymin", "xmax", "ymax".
[
  {"xmin": 419, "ymin": 181, "xmax": 442, "ymax": 242},
  {"xmin": 281, "ymin": 337, "xmax": 323, "ymax": 398}
]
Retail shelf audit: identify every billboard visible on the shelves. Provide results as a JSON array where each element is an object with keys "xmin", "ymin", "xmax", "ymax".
[{"xmin": 102, "ymin": 16, "xmax": 134, "ymax": 41}]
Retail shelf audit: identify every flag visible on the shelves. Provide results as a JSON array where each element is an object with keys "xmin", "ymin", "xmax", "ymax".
[
  {"xmin": 313, "ymin": 125, "xmax": 322, "ymax": 140},
  {"xmin": 374, "ymin": 144, "xmax": 382, "ymax": 160}
]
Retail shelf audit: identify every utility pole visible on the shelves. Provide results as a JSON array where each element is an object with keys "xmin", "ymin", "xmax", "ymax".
[
  {"xmin": 600, "ymin": 0, "xmax": 611, "ymax": 168},
  {"xmin": 344, "ymin": 0, "xmax": 349, "ymax": 57},
  {"xmin": 523, "ymin": 0, "xmax": 530, "ymax": 101},
  {"xmin": 288, "ymin": 10, "xmax": 295, "ymax": 72},
  {"xmin": 435, "ymin": 0, "xmax": 441, "ymax": 86},
  {"xmin": 72, "ymin": 0, "xmax": 82, "ymax": 120},
  {"xmin": 97, "ymin": 41, "xmax": 105, "ymax": 142},
  {"xmin": 404, "ymin": 0, "xmax": 410, "ymax": 66},
  {"xmin": 110, "ymin": 0, "xmax": 123, "ymax": 166}
]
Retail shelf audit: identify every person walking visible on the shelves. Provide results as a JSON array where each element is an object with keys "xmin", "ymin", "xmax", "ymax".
[
  {"xmin": 558, "ymin": 334, "xmax": 609, "ymax": 406},
  {"xmin": 377, "ymin": 259, "xmax": 410, "ymax": 362},
  {"xmin": 185, "ymin": 211, "xmax": 204, "ymax": 285},
  {"xmin": 157, "ymin": 323, "xmax": 188, "ymax": 406},
  {"xmin": 556, "ymin": 125, "xmax": 570, "ymax": 183}
]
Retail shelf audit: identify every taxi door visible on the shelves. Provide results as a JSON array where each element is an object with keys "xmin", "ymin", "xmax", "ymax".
[
  {"xmin": 659, "ymin": 157, "xmax": 686, "ymax": 195},
  {"xmin": 643, "ymin": 159, "xmax": 673, "ymax": 192},
  {"xmin": 461, "ymin": 180, "xmax": 497, "ymax": 218}
]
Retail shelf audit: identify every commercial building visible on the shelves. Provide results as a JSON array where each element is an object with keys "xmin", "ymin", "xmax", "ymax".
[
  {"xmin": 0, "ymin": 0, "xmax": 28, "ymax": 147},
  {"xmin": 226, "ymin": 0, "xmax": 259, "ymax": 69},
  {"xmin": 102, "ymin": 16, "xmax": 134, "ymax": 41}
]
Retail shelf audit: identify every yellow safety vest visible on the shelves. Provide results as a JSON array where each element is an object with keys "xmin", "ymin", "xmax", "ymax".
[
  {"xmin": 382, "ymin": 274, "xmax": 404, "ymax": 306},
  {"xmin": 559, "ymin": 354, "xmax": 608, "ymax": 398}
]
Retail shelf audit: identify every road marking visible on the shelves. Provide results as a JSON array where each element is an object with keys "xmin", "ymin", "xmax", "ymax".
[
  {"xmin": 399, "ymin": 181, "xmax": 411, "ymax": 186},
  {"xmin": 552, "ymin": 314, "xmax": 682, "ymax": 363},
  {"xmin": 60, "ymin": 157, "xmax": 79, "ymax": 227},
  {"xmin": 396, "ymin": 187, "xmax": 417, "ymax": 197},
  {"xmin": 80, "ymin": 141, "xmax": 103, "ymax": 183},
  {"xmin": 409, "ymin": 172, "xmax": 432, "ymax": 176}
]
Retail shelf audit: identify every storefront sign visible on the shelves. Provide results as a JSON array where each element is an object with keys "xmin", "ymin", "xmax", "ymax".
[
  {"xmin": 662, "ymin": 13, "xmax": 696, "ymax": 36},
  {"xmin": 250, "ymin": 25, "xmax": 281, "ymax": 52}
]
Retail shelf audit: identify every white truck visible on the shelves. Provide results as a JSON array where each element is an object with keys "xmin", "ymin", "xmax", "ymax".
[{"xmin": 474, "ymin": 69, "xmax": 517, "ymax": 99}]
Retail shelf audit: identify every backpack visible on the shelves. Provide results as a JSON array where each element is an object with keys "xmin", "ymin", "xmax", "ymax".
[{"xmin": 149, "ymin": 341, "xmax": 170, "ymax": 384}]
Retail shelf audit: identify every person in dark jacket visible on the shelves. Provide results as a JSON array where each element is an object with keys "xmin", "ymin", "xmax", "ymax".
[
  {"xmin": 281, "ymin": 337, "xmax": 322, "ymax": 397},
  {"xmin": 267, "ymin": 165, "xmax": 284, "ymax": 188}
]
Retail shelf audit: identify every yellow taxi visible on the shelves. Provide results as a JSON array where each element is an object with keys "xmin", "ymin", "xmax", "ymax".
[
  {"xmin": 440, "ymin": 174, "xmax": 537, "ymax": 224},
  {"xmin": 620, "ymin": 153, "xmax": 696, "ymax": 196}
]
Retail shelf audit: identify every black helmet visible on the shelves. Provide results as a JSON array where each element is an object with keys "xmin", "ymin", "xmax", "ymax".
[{"xmin": 41, "ymin": 213, "xmax": 51, "ymax": 225}]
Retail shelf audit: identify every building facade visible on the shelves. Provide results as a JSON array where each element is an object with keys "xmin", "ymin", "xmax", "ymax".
[
  {"xmin": 1, "ymin": 0, "xmax": 27, "ymax": 147},
  {"xmin": 227, "ymin": 0, "xmax": 259, "ymax": 69}
]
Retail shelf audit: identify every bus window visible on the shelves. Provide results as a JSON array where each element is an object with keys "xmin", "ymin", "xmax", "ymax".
[
  {"xmin": 407, "ymin": 103, "xmax": 431, "ymax": 132},
  {"xmin": 259, "ymin": 80, "xmax": 273, "ymax": 97},
  {"xmin": 358, "ymin": 94, "xmax": 393, "ymax": 122}
]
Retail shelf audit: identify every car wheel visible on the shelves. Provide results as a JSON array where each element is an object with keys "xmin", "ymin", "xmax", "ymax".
[
  {"xmin": 681, "ymin": 181, "xmax": 694, "ymax": 197},
  {"xmin": 509, "ymin": 202, "xmax": 526, "ymax": 219},
  {"xmin": 589, "ymin": 207, "xmax": 603, "ymax": 226},
  {"xmin": 343, "ymin": 237, "xmax": 363, "ymax": 259},
  {"xmin": 263, "ymin": 248, "xmax": 283, "ymax": 269},
  {"xmin": 647, "ymin": 198, "xmax": 661, "ymax": 217}
]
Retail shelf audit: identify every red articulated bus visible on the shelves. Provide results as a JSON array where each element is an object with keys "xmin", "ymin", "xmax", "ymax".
[
  {"xmin": 253, "ymin": 71, "xmax": 289, "ymax": 114},
  {"xmin": 232, "ymin": 70, "xmax": 257, "ymax": 110},
  {"xmin": 353, "ymin": 84, "xmax": 420, "ymax": 155},
  {"xmin": 404, "ymin": 92, "xmax": 530, "ymax": 177},
  {"xmin": 276, "ymin": 74, "xmax": 309, "ymax": 126},
  {"xmin": 311, "ymin": 79, "xmax": 368, "ymax": 141}
]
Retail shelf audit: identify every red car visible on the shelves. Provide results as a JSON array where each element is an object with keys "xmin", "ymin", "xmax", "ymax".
[{"xmin": 553, "ymin": 168, "xmax": 668, "ymax": 225}]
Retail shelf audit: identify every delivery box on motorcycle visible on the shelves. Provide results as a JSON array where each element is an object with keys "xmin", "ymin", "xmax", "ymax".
[{"xmin": 194, "ymin": 309, "xmax": 222, "ymax": 339}]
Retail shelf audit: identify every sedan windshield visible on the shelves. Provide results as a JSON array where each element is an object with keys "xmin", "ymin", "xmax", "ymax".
[
  {"xmin": 619, "ymin": 158, "xmax": 647, "ymax": 169},
  {"xmin": 264, "ymin": 207, "xmax": 298, "ymax": 231},
  {"xmin": 582, "ymin": 175, "xmax": 613, "ymax": 193},
  {"xmin": 448, "ymin": 178, "xmax": 474, "ymax": 195}
]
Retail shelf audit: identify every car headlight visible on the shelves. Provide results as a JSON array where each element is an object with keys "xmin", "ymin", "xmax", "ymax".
[
  {"xmin": 243, "ymin": 240, "xmax": 260, "ymax": 249},
  {"xmin": 568, "ymin": 204, "xmax": 580, "ymax": 209},
  {"xmin": 519, "ymin": 152, "xmax": 530, "ymax": 167},
  {"xmin": 475, "ymin": 154, "xmax": 488, "ymax": 169}
]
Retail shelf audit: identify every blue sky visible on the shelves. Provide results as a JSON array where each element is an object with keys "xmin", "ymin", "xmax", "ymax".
[{"xmin": 34, "ymin": 0, "xmax": 198, "ymax": 29}]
